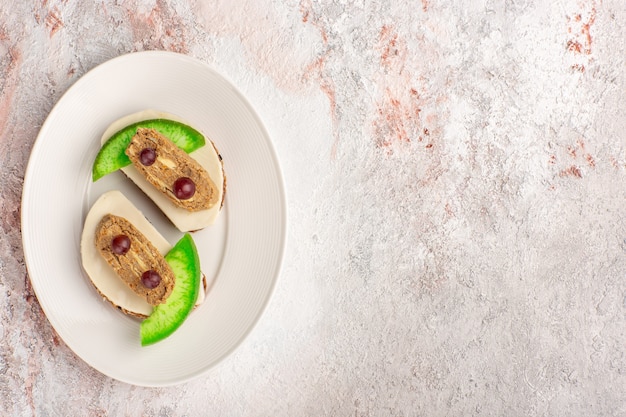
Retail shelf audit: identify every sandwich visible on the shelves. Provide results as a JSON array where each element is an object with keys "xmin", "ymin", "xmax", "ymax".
[
  {"xmin": 92, "ymin": 110, "xmax": 226, "ymax": 232},
  {"xmin": 81, "ymin": 190, "xmax": 205, "ymax": 346},
  {"xmin": 82, "ymin": 111, "xmax": 226, "ymax": 345}
]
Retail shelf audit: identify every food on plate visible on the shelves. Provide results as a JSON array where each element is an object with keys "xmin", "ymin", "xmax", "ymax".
[
  {"xmin": 126, "ymin": 127, "xmax": 219, "ymax": 211},
  {"xmin": 81, "ymin": 190, "xmax": 204, "ymax": 345},
  {"xmin": 140, "ymin": 233, "xmax": 200, "ymax": 346},
  {"xmin": 92, "ymin": 110, "xmax": 225, "ymax": 232},
  {"xmin": 95, "ymin": 213, "xmax": 175, "ymax": 305},
  {"xmin": 92, "ymin": 117, "xmax": 206, "ymax": 181}
]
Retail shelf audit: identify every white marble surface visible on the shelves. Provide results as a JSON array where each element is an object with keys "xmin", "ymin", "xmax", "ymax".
[{"xmin": 1, "ymin": 0, "xmax": 626, "ymax": 415}]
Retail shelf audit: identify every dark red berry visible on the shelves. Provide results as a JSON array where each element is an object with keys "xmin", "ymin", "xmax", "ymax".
[
  {"xmin": 173, "ymin": 177, "xmax": 196, "ymax": 200},
  {"xmin": 139, "ymin": 148, "xmax": 157, "ymax": 166},
  {"xmin": 111, "ymin": 235, "xmax": 131, "ymax": 255},
  {"xmin": 141, "ymin": 270, "xmax": 162, "ymax": 289}
]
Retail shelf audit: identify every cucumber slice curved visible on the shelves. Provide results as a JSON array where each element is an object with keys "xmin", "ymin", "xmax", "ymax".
[
  {"xmin": 92, "ymin": 119, "xmax": 206, "ymax": 181},
  {"xmin": 140, "ymin": 233, "xmax": 201, "ymax": 346}
]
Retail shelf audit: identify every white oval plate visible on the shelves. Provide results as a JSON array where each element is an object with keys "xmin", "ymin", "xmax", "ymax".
[{"xmin": 21, "ymin": 51, "xmax": 286, "ymax": 386}]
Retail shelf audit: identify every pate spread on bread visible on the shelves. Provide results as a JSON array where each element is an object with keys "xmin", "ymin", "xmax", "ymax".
[
  {"xmin": 95, "ymin": 214, "xmax": 175, "ymax": 306},
  {"xmin": 125, "ymin": 127, "xmax": 219, "ymax": 212}
]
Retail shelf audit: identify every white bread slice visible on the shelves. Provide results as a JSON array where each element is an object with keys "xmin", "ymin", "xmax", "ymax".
[
  {"xmin": 81, "ymin": 190, "xmax": 205, "ymax": 318},
  {"xmin": 101, "ymin": 110, "xmax": 225, "ymax": 232}
]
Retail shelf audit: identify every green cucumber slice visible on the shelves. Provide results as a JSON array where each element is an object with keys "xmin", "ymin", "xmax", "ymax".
[
  {"xmin": 92, "ymin": 119, "xmax": 206, "ymax": 181},
  {"xmin": 140, "ymin": 233, "xmax": 201, "ymax": 346}
]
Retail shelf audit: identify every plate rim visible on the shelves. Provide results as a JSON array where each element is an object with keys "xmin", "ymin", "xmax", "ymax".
[{"xmin": 21, "ymin": 50, "xmax": 287, "ymax": 386}]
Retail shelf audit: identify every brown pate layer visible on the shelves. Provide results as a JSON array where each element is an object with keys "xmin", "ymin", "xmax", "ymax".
[
  {"xmin": 95, "ymin": 214, "xmax": 175, "ymax": 305},
  {"xmin": 125, "ymin": 128, "xmax": 218, "ymax": 212}
]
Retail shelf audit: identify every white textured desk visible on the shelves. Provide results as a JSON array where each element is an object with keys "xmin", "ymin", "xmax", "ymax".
[{"xmin": 1, "ymin": 0, "xmax": 625, "ymax": 415}]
